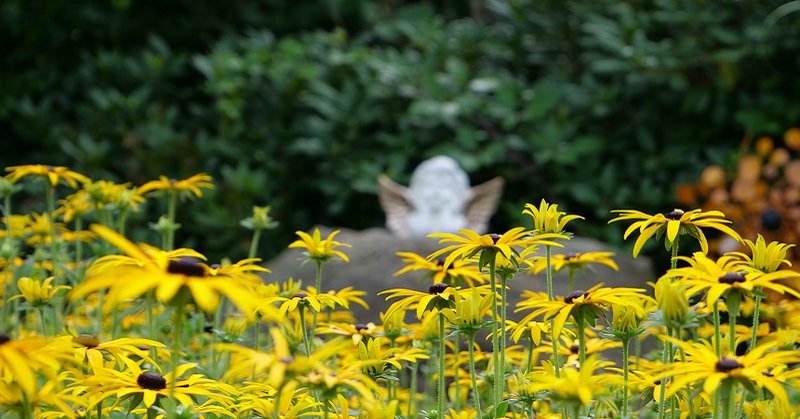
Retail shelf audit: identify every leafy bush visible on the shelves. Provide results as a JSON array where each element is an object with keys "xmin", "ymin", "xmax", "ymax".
[{"xmin": 2, "ymin": 1, "xmax": 800, "ymax": 260}]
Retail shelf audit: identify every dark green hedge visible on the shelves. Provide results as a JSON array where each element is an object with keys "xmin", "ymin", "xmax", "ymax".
[{"xmin": 2, "ymin": 1, "xmax": 799, "ymax": 260}]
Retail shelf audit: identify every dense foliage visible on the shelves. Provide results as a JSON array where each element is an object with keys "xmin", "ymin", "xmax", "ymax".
[{"xmin": 2, "ymin": 0, "xmax": 800, "ymax": 259}]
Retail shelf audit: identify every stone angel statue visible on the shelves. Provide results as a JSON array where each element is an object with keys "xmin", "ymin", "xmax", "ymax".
[{"xmin": 378, "ymin": 156, "xmax": 504, "ymax": 238}]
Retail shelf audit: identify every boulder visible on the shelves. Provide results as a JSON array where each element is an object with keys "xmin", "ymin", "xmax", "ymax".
[{"xmin": 264, "ymin": 227, "xmax": 654, "ymax": 323}]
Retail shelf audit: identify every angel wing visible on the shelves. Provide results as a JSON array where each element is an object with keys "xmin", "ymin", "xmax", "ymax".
[
  {"xmin": 377, "ymin": 175, "xmax": 414, "ymax": 237},
  {"xmin": 465, "ymin": 177, "xmax": 504, "ymax": 234}
]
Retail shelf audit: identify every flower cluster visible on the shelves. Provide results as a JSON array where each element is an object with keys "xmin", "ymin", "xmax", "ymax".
[{"xmin": 1, "ymin": 164, "xmax": 800, "ymax": 419}]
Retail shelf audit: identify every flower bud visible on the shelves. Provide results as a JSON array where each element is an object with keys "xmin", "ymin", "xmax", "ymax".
[{"xmin": 656, "ymin": 279, "xmax": 689, "ymax": 325}]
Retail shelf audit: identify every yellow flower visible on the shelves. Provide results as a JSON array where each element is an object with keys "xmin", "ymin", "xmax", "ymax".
[
  {"xmin": 516, "ymin": 283, "xmax": 649, "ymax": 339},
  {"xmin": 730, "ymin": 234, "xmax": 794, "ymax": 273},
  {"xmin": 441, "ymin": 286, "xmax": 493, "ymax": 331},
  {"xmin": 137, "ymin": 173, "xmax": 214, "ymax": 198},
  {"xmin": 0, "ymin": 377, "xmax": 78, "ymax": 418},
  {"xmin": 428, "ymin": 227, "xmax": 563, "ymax": 269},
  {"xmin": 0, "ymin": 214, "xmax": 30, "ymax": 239},
  {"xmin": 260, "ymin": 287, "xmax": 348, "ymax": 320},
  {"xmin": 609, "ymin": 208, "xmax": 742, "ymax": 257},
  {"xmin": 355, "ymin": 336, "xmax": 429, "ymax": 376},
  {"xmin": 61, "ymin": 334, "xmax": 163, "ymax": 372},
  {"xmin": 8, "ymin": 276, "xmax": 70, "ymax": 307},
  {"xmin": 380, "ymin": 282, "xmax": 458, "ymax": 320},
  {"xmin": 288, "ymin": 228, "xmax": 351, "ymax": 263},
  {"xmin": 0, "ymin": 334, "xmax": 72, "ymax": 396},
  {"xmin": 526, "ymin": 355, "xmax": 618, "ymax": 406},
  {"xmin": 658, "ymin": 339, "xmax": 800, "ymax": 405},
  {"xmin": 79, "ymin": 362, "xmax": 235, "ymax": 409},
  {"xmin": 5, "ymin": 165, "xmax": 90, "ymax": 189},
  {"xmin": 522, "ymin": 199, "xmax": 584, "ymax": 234},
  {"xmin": 525, "ymin": 251, "xmax": 619, "ymax": 274},
  {"xmin": 394, "ymin": 251, "xmax": 486, "ymax": 287},
  {"xmin": 317, "ymin": 321, "xmax": 378, "ymax": 346},
  {"xmin": 71, "ymin": 224, "xmax": 260, "ymax": 315},
  {"xmin": 83, "ymin": 180, "xmax": 146, "ymax": 212},
  {"xmin": 666, "ymin": 252, "xmax": 800, "ymax": 306}
]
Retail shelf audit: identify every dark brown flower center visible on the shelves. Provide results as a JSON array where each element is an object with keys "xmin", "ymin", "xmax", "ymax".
[
  {"xmin": 762, "ymin": 370, "xmax": 774, "ymax": 377},
  {"xmin": 488, "ymin": 233, "xmax": 501, "ymax": 244},
  {"xmin": 664, "ymin": 210, "xmax": 685, "ymax": 220},
  {"xmin": 72, "ymin": 334, "xmax": 100, "ymax": 348},
  {"xmin": 569, "ymin": 343, "xmax": 580, "ymax": 354},
  {"xmin": 292, "ymin": 292, "xmax": 308, "ymax": 299},
  {"xmin": 167, "ymin": 258, "xmax": 205, "ymax": 277},
  {"xmin": 354, "ymin": 323, "xmax": 368, "ymax": 332},
  {"xmin": 435, "ymin": 257, "xmax": 447, "ymax": 267},
  {"xmin": 715, "ymin": 356, "xmax": 743, "ymax": 372},
  {"xmin": 429, "ymin": 283, "xmax": 449, "ymax": 294},
  {"xmin": 137, "ymin": 371, "xmax": 167, "ymax": 390},
  {"xmin": 564, "ymin": 290, "xmax": 587, "ymax": 304},
  {"xmin": 0, "ymin": 333, "xmax": 9, "ymax": 345},
  {"xmin": 564, "ymin": 253, "xmax": 580, "ymax": 260},
  {"xmin": 719, "ymin": 272, "xmax": 746, "ymax": 284},
  {"xmin": 279, "ymin": 356, "xmax": 294, "ymax": 364}
]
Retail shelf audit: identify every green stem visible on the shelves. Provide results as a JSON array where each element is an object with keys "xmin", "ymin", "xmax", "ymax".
[
  {"xmin": 311, "ymin": 261, "xmax": 323, "ymax": 343},
  {"xmin": 248, "ymin": 228, "xmax": 262, "ymax": 259},
  {"xmin": 408, "ymin": 361, "xmax": 418, "ymax": 417},
  {"xmin": 74, "ymin": 216, "xmax": 83, "ymax": 266},
  {"xmin": 36, "ymin": 307, "xmax": 48, "ymax": 336},
  {"xmin": 720, "ymin": 379, "xmax": 736, "ymax": 419},
  {"xmin": 622, "ymin": 338, "xmax": 630, "ymax": 418},
  {"xmin": 454, "ymin": 337, "xmax": 461, "ymax": 411},
  {"xmin": 170, "ymin": 302, "xmax": 185, "ymax": 400},
  {"xmin": 166, "ymin": 190, "xmax": 177, "ymax": 251},
  {"xmin": 726, "ymin": 292, "xmax": 741, "ymax": 355},
  {"xmin": 146, "ymin": 291, "xmax": 156, "ymax": 340},
  {"xmin": 299, "ymin": 306, "xmax": 311, "ymax": 356},
  {"xmin": 526, "ymin": 337, "xmax": 534, "ymax": 373},
  {"xmin": 658, "ymin": 328, "xmax": 672, "ymax": 419},
  {"xmin": 670, "ymin": 241, "xmax": 679, "ymax": 270},
  {"xmin": 544, "ymin": 245, "xmax": 560, "ymax": 378},
  {"xmin": 488, "ymin": 255, "xmax": 502, "ymax": 411},
  {"xmin": 545, "ymin": 246, "xmax": 554, "ymax": 300},
  {"xmin": 467, "ymin": 334, "xmax": 482, "ymax": 416},
  {"xmin": 438, "ymin": 312, "xmax": 446, "ymax": 417},
  {"xmin": 749, "ymin": 289, "xmax": 762, "ymax": 351},
  {"xmin": 575, "ymin": 312, "xmax": 586, "ymax": 367},
  {"xmin": 499, "ymin": 273, "xmax": 508, "ymax": 399}
]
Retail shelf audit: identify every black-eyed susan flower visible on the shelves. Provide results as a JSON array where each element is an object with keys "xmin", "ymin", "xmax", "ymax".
[
  {"xmin": 522, "ymin": 199, "xmax": 584, "ymax": 235},
  {"xmin": 261, "ymin": 287, "xmax": 348, "ymax": 320},
  {"xmin": 316, "ymin": 321, "xmax": 378, "ymax": 345},
  {"xmin": 527, "ymin": 355, "xmax": 619, "ymax": 408},
  {"xmin": 79, "ymin": 362, "xmax": 235, "ymax": 410},
  {"xmin": 59, "ymin": 334, "xmax": 163, "ymax": 372},
  {"xmin": 441, "ymin": 286, "xmax": 493, "ymax": 334},
  {"xmin": 8, "ymin": 276, "xmax": 70, "ymax": 308},
  {"xmin": 0, "ymin": 333, "xmax": 72, "ymax": 396},
  {"xmin": 429, "ymin": 227, "xmax": 555, "ymax": 269},
  {"xmin": 394, "ymin": 251, "xmax": 486, "ymax": 287},
  {"xmin": 234, "ymin": 381, "xmax": 319, "ymax": 418},
  {"xmin": 525, "ymin": 251, "xmax": 619, "ymax": 275},
  {"xmin": 380, "ymin": 282, "xmax": 457, "ymax": 320},
  {"xmin": 289, "ymin": 228, "xmax": 351, "ymax": 264},
  {"xmin": 609, "ymin": 208, "xmax": 742, "ymax": 257},
  {"xmin": 71, "ymin": 224, "xmax": 260, "ymax": 315},
  {"xmin": 667, "ymin": 251, "xmax": 800, "ymax": 310},
  {"xmin": 137, "ymin": 173, "xmax": 214, "ymax": 199},
  {"xmin": 5, "ymin": 165, "xmax": 90, "ymax": 189},
  {"xmin": 658, "ymin": 339, "xmax": 800, "ymax": 408},
  {"xmin": 516, "ymin": 283, "xmax": 649, "ymax": 341}
]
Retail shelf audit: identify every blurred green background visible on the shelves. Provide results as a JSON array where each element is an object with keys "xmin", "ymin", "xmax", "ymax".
[{"xmin": 2, "ymin": 0, "xmax": 799, "ymax": 261}]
